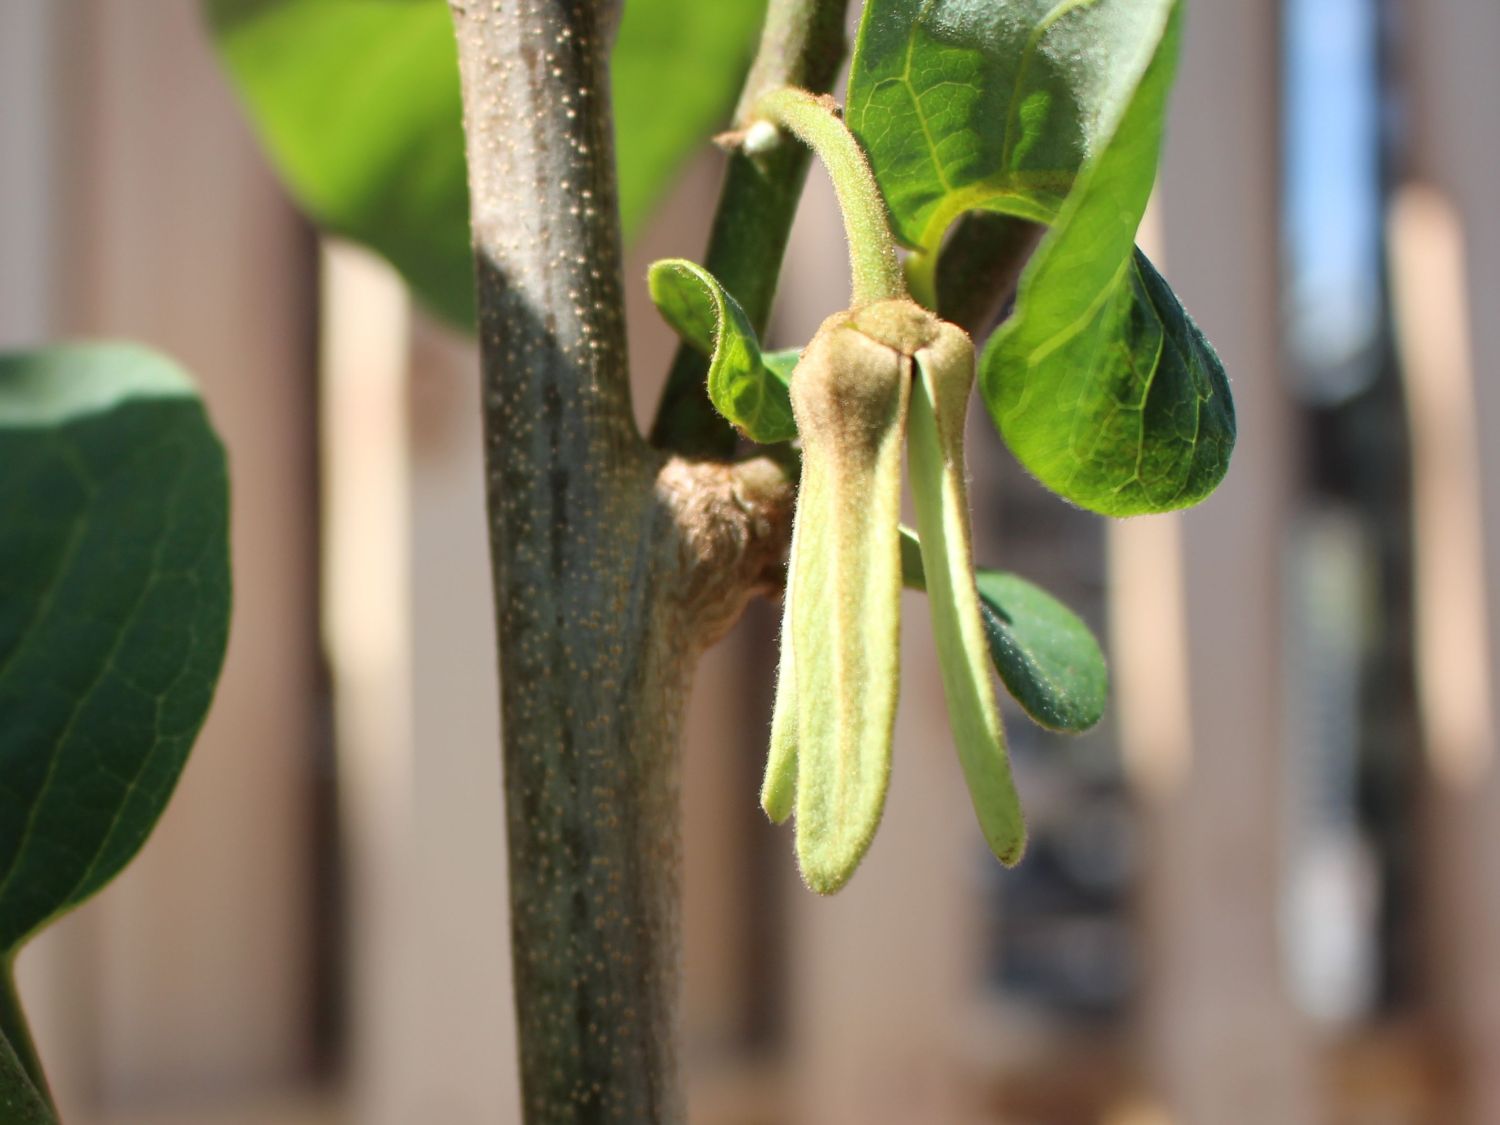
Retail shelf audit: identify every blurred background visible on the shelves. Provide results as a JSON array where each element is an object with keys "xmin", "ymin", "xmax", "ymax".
[{"xmin": 2, "ymin": 0, "xmax": 1497, "ymax": 1122}]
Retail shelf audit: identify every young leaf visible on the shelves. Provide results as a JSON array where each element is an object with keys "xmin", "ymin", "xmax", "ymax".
[
  {"xmin": 786, "ymin": 313, "xmax": 911, "ymax": 894},
  {"xmin": 648, "ymin": 260, "xmax": 796, "ymax": 444},
  {"xmin": 906, "ymin": 328, "xmax": 1025, "ymax": 867},
  {"xmin": 848, "ymin": 0, "xmax": 1235, "ymax": 515},
  {"xmin": 900, "ymin": 529, "xmax": 1107, "ymax": 733},
  {"xmin": 206, "ymin": 0, "xmax": 765, "ymax": 329},
  {"xmin": 0, "ymin": 344, "xmax": 231, "ymax": 956},
  {"xmin": 973, "ymin": 572, "xmax": 1106, "ymax": 733}
]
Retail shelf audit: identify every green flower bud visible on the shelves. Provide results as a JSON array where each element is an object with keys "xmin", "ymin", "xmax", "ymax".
[{"xmin": 764, "ymin": 300, "xmax": 1026, "ymax": 894}]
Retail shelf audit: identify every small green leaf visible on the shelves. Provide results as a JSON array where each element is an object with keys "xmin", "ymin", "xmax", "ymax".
[
  {"xmin": 648, "ymin": 259, "xmax": 796, "ymax": 444},
  {"xmin": 206, "ymin": 0, "xmax": 764, "ymax": 329},
  {"xmin": 848, "ymin": 0, "xmax": 1235, "ymax": 514},
  {"xmin": 973, "ymin": 572, "xmax": 1106, "ymax": 732},
  {"xmin": 2, "ymin": 965, "xmax": 52, "ymax": 1119},
  {"xmin": 906, "ymin": 329, "xmax": 1024, "ymax": 867},
  {"xmin": 900, "ymin": 529, "xmax": 1108, "ymax": 733},
  {"xmin": 0, "ymin": 344, "xmax": 231, "ymax": 956}
]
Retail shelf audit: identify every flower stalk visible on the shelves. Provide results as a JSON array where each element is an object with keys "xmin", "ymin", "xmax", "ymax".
[{"xmin": 753, "ymin": 87, "xmax": 904, "ymax": 307}]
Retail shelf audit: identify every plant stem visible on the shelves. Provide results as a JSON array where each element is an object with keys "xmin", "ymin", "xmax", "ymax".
[
  {"xmin": 449, "ymin": 3, "xmax": 681, "ymax": 1119},
  {"xmin": 0, "ymin": 962, "xmax": 55, "ymax": 1121},
  {"xmin": 754, "ymin": 87, "xmax": 904, "ymax": 308},
  {"xmin": 449, "ymin": 3, "xmax": 797, "ymax": 1120},
  {"xmin": 649, "ymin": 0, "xmax": 851, "ymax": 458}
]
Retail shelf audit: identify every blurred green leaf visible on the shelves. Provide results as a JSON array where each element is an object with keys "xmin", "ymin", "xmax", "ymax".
[
  {"xmin": 848, "ymin": 0, "xmax": 1234, "ymax": 514},
  {"xmin": 764, "ymin": 348, "xmax": 801, "ymax": 384},
  {"xmin": 206, "ymin": 0, "xmax": 474, "ymax": 326},
  {"xmin": 613, "ymin": 0, "xmax": 768, "ymax": 233},
  {"xmin": 0, "ymin": 344, "xmax": 231, "ymax": 956},
  {"xmin": 901, "ymin": 529, "xmax": 1107, "ymax": 732},
  {"xmin": 206, "ymin": 0, "xmax": 764, "ymax": 329},
  {"xmin": 648, "ymin": 259, "xmax": 795, "ymax": 443}
]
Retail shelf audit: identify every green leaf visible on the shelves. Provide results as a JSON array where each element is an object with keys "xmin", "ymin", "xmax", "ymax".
[
  {"xmin": 648, "ymin": 259, "xmax": 796, "ymax": 444},
  {"xmin": 0, "ymin": 344, "xmax": 231, "ymax": 957},
  {"xmin": 973, "ymin": 571, "xmax": 1106, "ymax": 732},
  {"xmin": 848, "ymin": 0, "xmax": 1235, "ymax": 514},
  {"xmin": 986, "ymin": 244, "xmax": 1234, "ymax": 514},
  {"xmin": 901, "ymin": 529, "xmax": 1107, "ymax": 733},
  {"xmin": 206, "ymin": 0, "xmax": 764, "ymax": 330},
  {"xmin": 847, "ymin": 0, "xmax": 1169, "ymax": 258},
  {"xmin": 612, "ymin": 0, "xmax": 769, "ymax": 233},
  {"xmin": 1, "ymin": 968, "xmax": 53, "ymax": 1124},
  {"xmin": 205, "ymin": 0, "xmax": 474, "ymax": 327},
  {"xmin": 764, "ymin": 348, "xmax": 801, "ymax": 383}
]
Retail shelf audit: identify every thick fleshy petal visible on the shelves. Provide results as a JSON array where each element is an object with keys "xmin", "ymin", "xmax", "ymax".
[
  {"xmin": 786, "ymin": 311, "xmax": 911, "ymax": 894},
  {"xmin": 907, "ymin": 326, "xmax": 1026, "ymax": 866}
]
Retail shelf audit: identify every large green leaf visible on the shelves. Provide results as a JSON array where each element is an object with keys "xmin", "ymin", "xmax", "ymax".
[
  {"xmin": 0, "ymin": 344, "xmax": 231, "ymax": 956},
  {"xmin": 848, "ymin": 0, "xmax": 1234, "ymax": 514},
  {"xmin": 978, "ymin": 12, "xmax": 1233, "ymax": 515},
  {"xmin": 206, "ymin": 0, "xmax": 764, "ymax": 329},
  {"xmin": 648, "ymin": 259, "xmax": 796, "ymax": 444}
]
